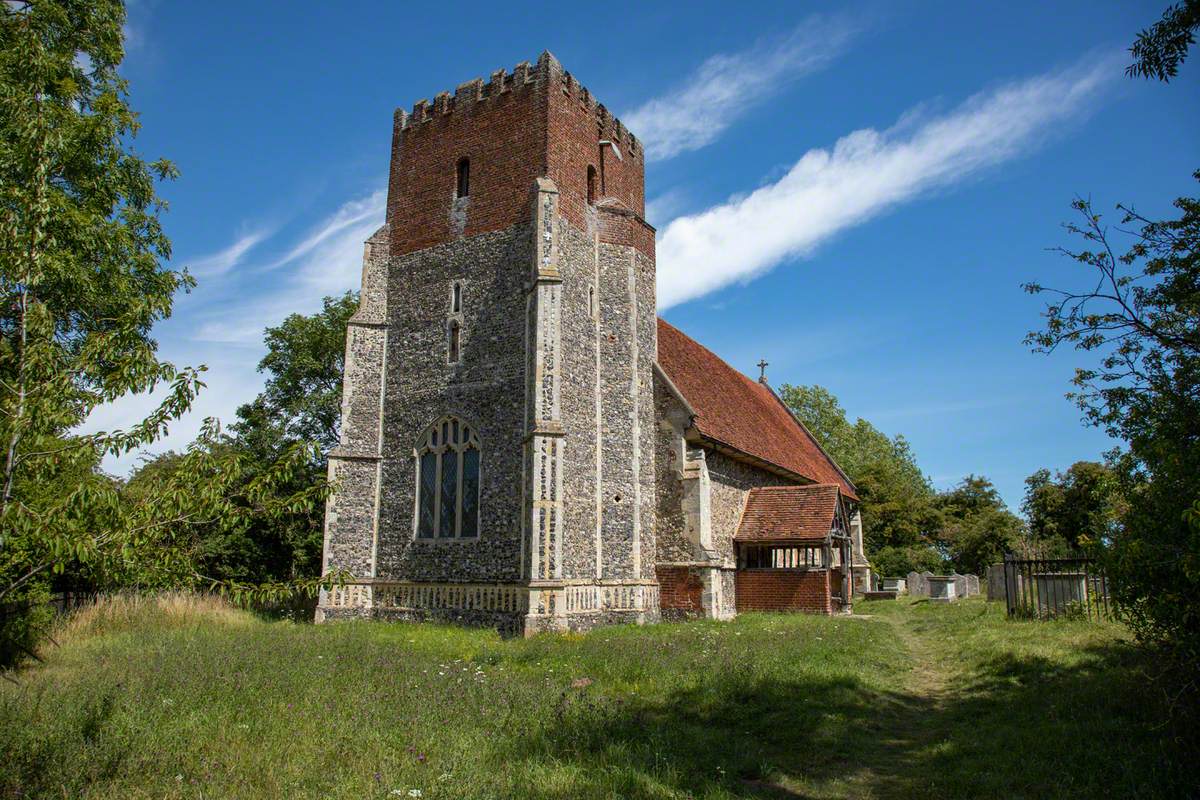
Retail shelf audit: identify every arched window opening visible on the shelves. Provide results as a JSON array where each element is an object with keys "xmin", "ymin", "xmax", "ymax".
[
  {"xmin": 447, "ymin": 320, "xmax": 461, "ymax": 364},
  {"xmin": 586, "ymin": 165, "xmax": 598, "ymax": 205},
  {"xmin": 451, "ymin": 281, "xmax": 462, "ymax": 313},
  {"xmin": 588, "ymin": 285, "xmax": 596, "ymax": 320},
  {"xmin": 415, "ymin": 416, "xmax": 481, "ymax": 539},
  {"xmin": 456, "ymin": 157, "xmax": 470, "ymax": 198}
]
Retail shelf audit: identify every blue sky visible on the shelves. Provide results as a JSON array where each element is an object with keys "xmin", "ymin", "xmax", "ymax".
[{"xmin": 89, "ymin": 1, "xmax": 1198, "ymax": 512}]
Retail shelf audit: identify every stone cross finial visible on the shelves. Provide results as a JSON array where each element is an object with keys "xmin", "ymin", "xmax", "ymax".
[{"xmin": 757, "ymin": 359, "xmax": 769, "ymax": 382}]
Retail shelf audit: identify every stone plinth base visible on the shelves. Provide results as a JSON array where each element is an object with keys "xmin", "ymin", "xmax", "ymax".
[{"xmin": 316, "ymin": 579, "xmax": 661, "ymax": 637}]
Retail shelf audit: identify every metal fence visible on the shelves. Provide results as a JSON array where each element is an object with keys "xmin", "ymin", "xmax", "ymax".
[{"xmin": 1002, "ymin": 553, "xmax": 1113, "ymax": 620}]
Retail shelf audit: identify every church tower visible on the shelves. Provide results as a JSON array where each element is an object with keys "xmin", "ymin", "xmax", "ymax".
[{"xmin": 318, "ymin": 52, "xmax": 659, "ymax": 634}]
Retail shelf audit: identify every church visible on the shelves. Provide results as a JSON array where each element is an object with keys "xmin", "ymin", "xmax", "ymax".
[{"xmin": 317, "ymin": 52, "xmax": 870, "ymax": 634}]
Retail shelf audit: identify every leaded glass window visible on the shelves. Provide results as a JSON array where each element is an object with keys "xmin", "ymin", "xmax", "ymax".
[{"xmin": 414, "ymin": 416, "xmax": 481, "ymax": 540}]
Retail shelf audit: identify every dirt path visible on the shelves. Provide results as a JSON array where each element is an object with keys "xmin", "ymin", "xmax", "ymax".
[
  {"xmin": 883, "ymin": 608, "xmax": 951, "ymax": 700},
  {"xmin": 820, "ymin": 607, "xmax": 959, "ymax": 800}
]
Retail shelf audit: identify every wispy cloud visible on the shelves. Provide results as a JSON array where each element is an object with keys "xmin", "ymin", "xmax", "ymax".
[
  {"xmin": 194, "ymin": 188, "xmax": 386, "ymax": 344},
  {"xmin": 187, "ymin": 229, "xmax": 271, "ymax": 277},
  {"xmin": 656, "ymin": 55, "xmax": 1119, "ymax": 309},
  {"xmin": 624, "ymin": 15, "xmax": 862, "ymax": 161},
  {"xmin": 81, "ymin": 187, "xmax": 386, "ymax": 474},
  {"xmin": 258, "ymin": 190, "xmax": 385, "ymax": 272}
]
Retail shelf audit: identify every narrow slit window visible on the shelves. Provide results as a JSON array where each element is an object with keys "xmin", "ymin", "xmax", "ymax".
[
  {"xmin": 456, "ymin": 158, "xmax": 470, "ymax": 198},
  {"xmin": 448, "ymin": 321, "xmax": 461, "ymax": 363},
  {"xmin": 587, "ymin": 165, "xmax": 598, "ymax": 205},
  {"xmin": 452, "ymin": 282, "xmax": 462, "ymax": 313}
]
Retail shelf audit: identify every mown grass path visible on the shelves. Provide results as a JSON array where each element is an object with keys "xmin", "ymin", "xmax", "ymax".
[{"xmin": 0, "ymin": 594, "xmax": 1189, "ymax": 799}]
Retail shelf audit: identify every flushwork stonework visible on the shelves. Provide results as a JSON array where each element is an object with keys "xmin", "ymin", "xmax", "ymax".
[{"xmin": 317, "ymin": 52, "xmax": 869, "ymax": 635}]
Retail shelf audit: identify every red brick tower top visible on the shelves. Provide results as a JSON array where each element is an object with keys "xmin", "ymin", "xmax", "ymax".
[{"xmin": 385, "ymin": 51, "xmax": 651, "ymax": 258}]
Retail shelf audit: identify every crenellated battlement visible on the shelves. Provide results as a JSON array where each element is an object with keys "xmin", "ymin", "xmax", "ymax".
[{"xmin": 393, "ymin": 51, "xmax": 641, "ymax": 159}]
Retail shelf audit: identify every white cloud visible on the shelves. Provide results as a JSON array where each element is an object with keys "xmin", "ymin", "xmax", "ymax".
[
  {"xmin": 194, "ymin": 188, "xmax": 385, "ymax": 344},
  {"xmin": 624, "ymin": 15, "xmax": 861, "ymax": 161},
  {"xmin": 258, "ymin": 190, "xmax": 385, "ymax": 272},
  {"xmin": 80, "ymin": 187, "xmax": 386, "ymax": 474},
  {"xmin": 656, "ymin": 56, "xmax": 1119, "ymax": 310},
  {"xmin": 187, "ymin": 229, "xmax": 270, "ymax": 277}
]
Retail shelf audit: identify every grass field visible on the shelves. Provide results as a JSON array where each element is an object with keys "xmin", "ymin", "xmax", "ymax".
[{"xmin": 0, "ymin": 593, "xmax": 1189, "ymax": 799}]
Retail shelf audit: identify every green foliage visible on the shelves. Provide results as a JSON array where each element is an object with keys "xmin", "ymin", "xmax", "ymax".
[
  {"xmin": 868, "ymin": 545, "xmax": 944, "ymax": 578},
  {"xmin": 1127, "ymin": 0, "xmax": 1199, "ymax": 82},
  {"xmin": 1, "ymin": 594, "xmax": 1187, "ymax": 798},
  {"xmin": 189, "ymin": 291, "xmax": 359, "ymax": 587},
  {"xmin": 245, "ymin": 292, "xmax": 358, "ymax": 452},
  {"xmin": 1026, "ymin": 179, "xmax": 1200, "ymax": 717},
  {"xmin": 936, "ymin": 475, "xmax": 1025, "ymax": 575},
  {"xmin": 0, "ymin": 0, "xmax": 335, "ymax": 665},
  {"xmin": 1022, "ymin": 461, "xmax": 1124, "ymax": 550},
  {"xmin": 779, "ymin": 385, "xmax": 942, "ymax": 568}
]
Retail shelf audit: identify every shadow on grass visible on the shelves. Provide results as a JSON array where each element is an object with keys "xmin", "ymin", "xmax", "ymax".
[
  {"xmin": 499, "ymin": 642, "xmax": 1189, "ymax": 800},
  {"xmin": 1, "ymin": 686, "xmax": 128, "ymax": 795}
]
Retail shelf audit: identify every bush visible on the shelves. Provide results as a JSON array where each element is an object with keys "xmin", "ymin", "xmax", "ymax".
[
  {"xmin": 869, "ymin": 545, "xmax": 945, "ymax": 577},
  {"xmin": 0, "ymin": 579, "xmax": 55, "ymax": 670}
]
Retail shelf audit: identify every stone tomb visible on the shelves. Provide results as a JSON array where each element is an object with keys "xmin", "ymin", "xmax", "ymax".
[
  {"xmin": 879, "ymin": 577, "xmax": 907, "ymax": 594},
  {"xmin": 926, "ymin": 576, "xmax": 958, "ymax": 602},
  {"xmin": 1034, "ymin": 572, "xmax": 1088, "ymax": 616}
]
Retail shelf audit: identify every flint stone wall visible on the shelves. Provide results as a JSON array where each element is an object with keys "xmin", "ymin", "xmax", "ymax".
[{"xmin": 373, "ymin": 226, "xmax": 531, "ymax": 583}]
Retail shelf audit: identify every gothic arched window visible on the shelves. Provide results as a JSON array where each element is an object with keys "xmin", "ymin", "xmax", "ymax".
[{"xmin": 415, "ymin": 416, "xmax": 480, "ymax": 539}]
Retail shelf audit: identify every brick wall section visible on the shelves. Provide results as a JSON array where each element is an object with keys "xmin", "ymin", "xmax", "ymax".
[
  {"xmin": 546, "ymin": 66, "xmax": 645, "ymax": 234},
  {"xmin": 657, "ymin": 566, "xmax": 704, "ymax": 615},
  {"xmin": 736, "ymin": 570, "xmax": 833, "ymax": 614},
  {"xmin": 386, "ymin": 52, "xmax": 652, "ymax": 260},
  {"xmin": 387, "ymin": 63, "xmax": 547, "ymax": 257}
]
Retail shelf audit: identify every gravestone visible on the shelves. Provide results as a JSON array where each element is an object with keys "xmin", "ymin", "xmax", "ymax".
[
  {"xmin": 927, "ymin": 576, "xmax": 957, "ymax": 602},
  {"xmin": 880, "ymin": 577, "xmax": 907, "ymax": 594},
  {"xmin": 952, "ymin": 573, "xmax": 968, "ymax": 598},
  {"xmin": 966, "ymin": 574, "xmax": 980, "ymax": 596},
  {"xmin": 986, "ymin": 564, "xmax": 1006, "ymax": 601},
  {"xmin": 907, "ymin": 571, "xmax": 923, "ymax": 596}
]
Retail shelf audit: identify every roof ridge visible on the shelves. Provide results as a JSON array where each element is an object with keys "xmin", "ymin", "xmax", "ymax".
[
  {"xmin": 656, "ymin": 318, "xmax": 858, "ymax": 500},
  {"xmin": 757, "ymin": 380, "xmax": 859, "ymax": 498}
]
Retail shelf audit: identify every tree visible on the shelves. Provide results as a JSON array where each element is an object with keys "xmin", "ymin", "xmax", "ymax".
[
  {"xmin": 1127, "ymin": 0, "xmax": 1199, "ymax": 82},
  {"xmin": 219, "ymin": 293, "xmax": 357, "ymax": 584},
  {"xmin": 780, "ymin": 384, "xmax": 943, "ymax": 574},
  {"xmin": 1022, "ymin": 461, "xmax": 1124, "ymax": 551},
  {"xmin": 247, "ymin": 293, "xmax": 357, "ymax": 452},
  {"xmin": 1025, "ymin": 180, "xmax": 1199, "ymax": 699},
  {"xmin": 0, "ymin": 1, "xmax": 330, "ymax": 665},
  {"xmin": 936, "ymin": 475, "xmax": 1024, "ymax": 574}
]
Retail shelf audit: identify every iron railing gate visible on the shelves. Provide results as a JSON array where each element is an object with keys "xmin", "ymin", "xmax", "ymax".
[{"xmin": 1002, "ymin": 553, "xmax": 1112, "ymax": 620}]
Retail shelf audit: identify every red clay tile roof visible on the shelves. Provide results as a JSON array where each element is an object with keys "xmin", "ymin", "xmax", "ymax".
[
  {"xmin": 735, "ymin": 485, "xmax": 841, "ymax": 542},
  {"xmin": 656, "ymin": 318, "xmax": 857, "ymax": 499}
]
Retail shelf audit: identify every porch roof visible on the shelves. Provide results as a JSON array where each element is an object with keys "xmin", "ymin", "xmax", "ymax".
[{"xmin": 735, "ymin": 484, "xmax": 841, "ymax": 543}]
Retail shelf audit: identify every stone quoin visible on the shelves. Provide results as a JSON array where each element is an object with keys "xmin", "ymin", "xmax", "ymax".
[{"xmin": 317, "ymin": 52, "xmax": 870, "ymax": 635}]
